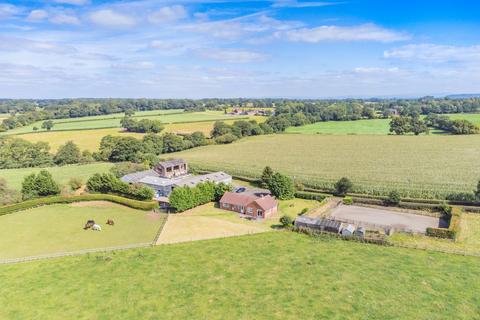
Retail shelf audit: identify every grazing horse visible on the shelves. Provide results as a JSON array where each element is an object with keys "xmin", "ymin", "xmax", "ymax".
[
  {"xmin": 106, "ymin": 219, "xmax": 115, "ymax": 226},
  {"xmin": 92, "ymin": 224, "xmax": 102, "ymax": 231},
  {"xmin": 84, "ymin": 220, "xmax": 95, "ymax": 230}
]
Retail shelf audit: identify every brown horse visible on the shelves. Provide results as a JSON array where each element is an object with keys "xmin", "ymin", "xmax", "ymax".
[
  {"xmin": 106, "ymin": 219, "xmax": 115, "ymax": 226},
  {"xmin": 84, "ymin": 220, "xmax": 95, "ymax": 230}
]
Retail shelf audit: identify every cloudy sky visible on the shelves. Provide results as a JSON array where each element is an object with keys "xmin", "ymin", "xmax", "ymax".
[{"xmin": 1, "ymin": 0, "xmax": 480, "ymax": 98}]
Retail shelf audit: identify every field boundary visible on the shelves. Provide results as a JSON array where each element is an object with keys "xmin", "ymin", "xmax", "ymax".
[{"xmin": 0, "ymin": 242, "xmax": 153, "ymax": 265}]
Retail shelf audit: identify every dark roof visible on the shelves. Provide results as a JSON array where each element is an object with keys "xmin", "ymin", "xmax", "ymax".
[
  {"xmin": 294, "ymin": 216, "xmax": 342, "ymax": 230},
  {"xmin": 157, "ymin": 159, "xmax": 186, "ymax": 168}
]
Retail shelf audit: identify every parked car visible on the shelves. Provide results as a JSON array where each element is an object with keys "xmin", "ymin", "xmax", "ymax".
[{"xmin": 235, "ymin": 187, "xmax": 246, "ymax": 193}]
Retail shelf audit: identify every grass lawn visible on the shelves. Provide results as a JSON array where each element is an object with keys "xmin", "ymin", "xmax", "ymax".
[
  {"xmin": 172, "ymin": 134, "xmax": 480, "ymax": 198},
  {"xmin": 0, "ymin": 162, "xmax": 113, "ymax": 190},
  {"xmin": 389, "ymin": 213, "xmax": 480, "ymax": 255},
  {"xmin": 1, "ymin": 232, "xmax": 479, "ymax": 319},
  {"xmin": 0, "ymin": 202, "xmax": 163, "ymax": 260}
]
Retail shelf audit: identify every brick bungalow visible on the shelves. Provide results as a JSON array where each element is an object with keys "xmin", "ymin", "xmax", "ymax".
[{"xmin": 219, "ymin": 192, "xmax": 278, "ymax": 219}]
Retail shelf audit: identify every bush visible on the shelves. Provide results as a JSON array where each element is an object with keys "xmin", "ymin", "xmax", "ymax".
[
  {"xmin": 294, "ymin": 191, "xmax": 327, "ymax": 201},
  {"xmin": 300, "ymin": 208, "xmax": 309, "ymax": 215},
  {"xmin": 110, "ymin": 162, "xmax": 149, "ymax": 178},
  {"xmin": 426, "ymin": 207, "xmax": 462, "ymax": 240},
  {"xmin": 169, "ymin": 182, "xmax": 218, "ymax": 212},
  {"xmin": 87, "ymin": 173, "xmax": 154, "ymax": 201},
  {"xmin": 215, "ymin": 133, "xmax": 238, "ymax": 144},
  {"xmin": 384, "ymin": 190, "xmax": 401, "ymax": 206},
  {"xmin": 446, "ymin": 192, "xmax": 477, "ymax": 202},
  {"xmin": 279, "ymin": 215, "xmax": 293, "ymax": 227},
  {"xmin": 0, "ymin": 194, "xmax": 158, "ymax": 216},
  {"xmin": 334, "ymin": 177, "xmax": 353, "ymax": 196},
  {"xmin": 68, "ymin": 177, "xmax": 83, "ymax": 191},
  {"xmin": 21, "ymin": 170, "xmax": 60, "ymax": 200},
  {"xmin": 343, "ymin": 196, "xmax": 353, "ymax": 205}
]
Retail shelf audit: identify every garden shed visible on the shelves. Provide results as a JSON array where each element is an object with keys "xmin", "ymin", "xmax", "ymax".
[{"xmin": 294, "ymin": 216, "xmax": 342, "ymax": 233}]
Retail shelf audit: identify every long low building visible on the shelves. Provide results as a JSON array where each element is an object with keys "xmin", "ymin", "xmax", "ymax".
[{"xmin": 121, "ymin": 159, "xmax": 232, "ymax": 200}]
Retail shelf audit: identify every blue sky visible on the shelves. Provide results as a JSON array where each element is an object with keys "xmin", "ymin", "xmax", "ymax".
[{"xmin": 1, "ymin": 0, "xmax": 480, "ymax": 98}]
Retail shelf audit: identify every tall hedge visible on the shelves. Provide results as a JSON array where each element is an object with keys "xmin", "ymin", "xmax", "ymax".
[
  {"xmin": 426, "ymin": 207, "xmax": 462, "ymax": 240},
  {"xmin": 169, "ymin": 182, "xmax": 231, "ymax": 212},
  {"xmin": 0, "ymin": 194, "xmax": 159, "ymax": 216}
]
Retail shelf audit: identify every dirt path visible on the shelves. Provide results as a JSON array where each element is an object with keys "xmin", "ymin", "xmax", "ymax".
[{"xmin": 307, "ymin": 198, "xmax": 341, "ymax": 218}]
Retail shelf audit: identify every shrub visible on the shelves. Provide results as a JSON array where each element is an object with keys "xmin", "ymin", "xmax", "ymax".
[
  {"xmin": 300, "ymin": 208, "xmax": 309, "ymax": 215},
  {"xmin": 343, "ymin": 196, "xmax": 353, "ymax": 205},
  {"xmin": 334, "ymin": 177, "xmax": 353, "ymax": 196},
  {"xmin": 446, "ymin": 192, "xmax": 477, "ymax": 202},
  {"xmin": 384, "ymin": 190, "xmax": 401, "ymax": 206},
  {"xmin": 260, "ymin": 166, "xmax": 274, "ymax": 188},
  {"xmin": 214, "ymin": 182, "xmax": 233, "ymax": 201},
  {"xmin": 21, "ymin": 170, "xmax": 60, "ymax": 200},
  {"xmin": 294, "ymin": 191, "xmax": 327, "ymax": 201},
  {"xmin": 279, "ymin": 215, "xmax": 293, "ymax": 227},
  {"xmin": 215, "ymin": 133, "xmax": 238, "ymax": 144},
  {"xmin": 110, "ymin": 162, "xmax": 149, "ymax": 178},
  {"xmin": 86, "ymin": 173, "xmax": 153, "ymax": 201},
  {"xmin": 68, "ymin": 177, "xmax": 83, "ymax": 191},
  {"xmin": 169, "ymin": 182, "xmax": 218, "ymax": 212},
  {"xmin": 439, "ymin": 202, "xmax": 452, "ymax": 216},
  {"xmin": 426, "ymin": 207, "xmax": 462, "ymax": 240}
]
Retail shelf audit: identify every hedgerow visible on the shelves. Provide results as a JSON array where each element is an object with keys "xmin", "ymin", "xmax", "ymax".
[
  {"xmin": 426, "ymin": 207, "xmax": 462, "ymax": 240},
  {"xmin": 0, "ymin": 194, "xmax": 158, "ymax": 216}
]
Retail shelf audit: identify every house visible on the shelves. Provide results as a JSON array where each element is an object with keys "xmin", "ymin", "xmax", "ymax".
[
  {"xmin": 219, "ymin": 192, "xmax": 278, "ymax": 219},
  {"xmin": 121, "ymin": 159, "xmax": 232, "ymax": 201},
  {"xmin": 154, "ymin": 159, "xmax": 188, "ymax": 178}
]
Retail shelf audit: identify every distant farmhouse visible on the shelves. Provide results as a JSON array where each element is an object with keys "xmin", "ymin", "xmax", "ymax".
[
  {"xmin": 219, "ymin": 192, "xmax": 278, "ymax": 220},
  {"xmin": 121, "ymin": 159, "xmax": 232, "ymax": 205}
]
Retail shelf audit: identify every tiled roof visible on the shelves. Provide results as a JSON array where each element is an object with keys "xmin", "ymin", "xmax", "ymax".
[
  {"xmin": 220, "ymin": 192, "xmax": 258, "ymax": 207},
  {"xmin": 253, "ymin": 195, "xmax": 278, "ymax": 211}
]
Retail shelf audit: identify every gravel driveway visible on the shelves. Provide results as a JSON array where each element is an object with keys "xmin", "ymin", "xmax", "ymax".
[{"xmin": 330, "ymin": 205, "xmax": 446, "ymax": 233}]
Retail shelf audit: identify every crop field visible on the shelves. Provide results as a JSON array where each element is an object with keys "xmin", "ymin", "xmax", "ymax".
[
  {"xmin": 1, "ymin": 111, "xmax": 249, "ymax": 135},
  {"xmin": 1, "ymin": 232, "xmax": 479, "ymax": 319},
  {"xmin": 173, "ymin": 134, "xmax": 480, "ymax": 198},
  {"xmin": 0, "ymin": 162, "xmax": 113, "ymax": 190},
  {"xmin": 286, "ymin": 113, "xmax": 480, "ymax": 135},
  {"xmin": 0, "ymin": 202, "xmax": 163, "ymax": 260},
  {"xmin": 14, "ymin": 117, "xmax": 267, "ymax": 152}
]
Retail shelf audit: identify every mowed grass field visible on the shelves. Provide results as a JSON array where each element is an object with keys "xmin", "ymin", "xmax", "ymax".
[
  {"xmin": 1, "ymin": 232, "xmax": 479, "ymax": 319},
  {"xmin": 1, "ymin": 111, "xmax": 248, "ymax": 135},
  {"xmin": 0, "ymin": 162, "xmax": 113, "ymax": 190},
  {"xmin": 16, "ymin": 117, "xmax": 266, "ymax": 152},
  {"xmin": 286, "ymin": 113, "xmax": 480, "ymax": 135},
  {"xmin": 0, "ymin": 202, "xmax": 163, "ymax": 260},
  {"xmin": 173, "ymin": 134, "xmax": 480, "ymax": 198}
]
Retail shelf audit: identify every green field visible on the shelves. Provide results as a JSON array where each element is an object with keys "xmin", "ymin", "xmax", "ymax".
[
  {"xmin": 286, "ymin": 113, "xmax": 480, "ymax": 135},
  {"xmin": 0, "ymin": 162, "xmax": 113, "ymax": 190},
  {"xmin": 1, "ymin": 111, "xmax": 246, "ymax": 135},
  {"xmin": 173, "ymin": 134, "xmax": 480, "ymax": 198},
  {"xmin": 0, "ymin": 202, "xmax": 163, "ymax": 260},
  {"xmin": 0, "ymin": 232, "xmax": 479, "ymax": 319}
]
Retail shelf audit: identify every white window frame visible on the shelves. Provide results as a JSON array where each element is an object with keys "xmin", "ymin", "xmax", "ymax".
[
  {"xmin": 223, "ymin": 203, "xmax": 229, "ymax": 208},
  {"xmin": 257, "ymin": 209, "xmax": 263, "ymax": 217},
  {"xmin": 247, "ymin": 207, "xmax": 253, "ymax": 214}
]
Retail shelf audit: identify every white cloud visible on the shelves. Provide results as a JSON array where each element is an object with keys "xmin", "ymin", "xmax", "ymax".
[
  {"xmin": 89, "ymin": 9, "xmax": 135, "ymax": 28},
  {"xmin": 196, "ymin": 48, "xmax": 267, "ymax": 63},
  {"xmin": 26, "ymin": 10, "xmax": 49, "ymax": 22},
  {"xmin": 0, "ymin": 3, "xmax": 20, "ymax": 19},
  {"xmin": 52, "ymin": 0, "xmax": 90, "ymax": 5},
  {"xmin": 50, "ymin": 13, "xmax": 81, "ymax": 25},
  {"xmin": 148, "ymin": 5, "xmax": 187, "ymax": 24},
  {"xmin": 353, "ymin": 67, "xmax": 400, "ymax": 74},
  {"xmin": 384, "ymin": 44, "xmax": 480, "ymax": 63},
  {"xmin": 272, "ymin": 1, "xmax": 340, "ymax": 8},
  {"xmin": 112, "ymin": 61, "xmax": 155, "ymax": 70},
  {"xmin": 277, "ymin": 23, "xmax": 410, "ymax": 43},
  {"xmin": 0, "ymin": 36, "xmax": 77, "ymax": 55}
]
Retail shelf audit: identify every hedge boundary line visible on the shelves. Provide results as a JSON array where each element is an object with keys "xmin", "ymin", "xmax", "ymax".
[
  {"xmin": 0, "ymin": 194, "xmax": 158, "ymax": 216},
  {"xmin": 196, "ymin": 169, "xmax": 480, "ymax": 209},
  {"xmin": 426, "ymin": 207, "xmax": 462, "ymax": 240}
]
